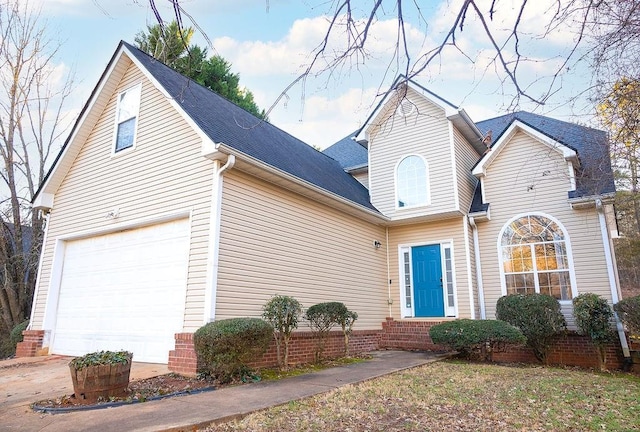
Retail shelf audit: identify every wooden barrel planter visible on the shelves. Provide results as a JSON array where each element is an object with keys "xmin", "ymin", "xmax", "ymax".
[{"xmin": 68, "ymin": 351, "xmax": 132, "ymax": 403}]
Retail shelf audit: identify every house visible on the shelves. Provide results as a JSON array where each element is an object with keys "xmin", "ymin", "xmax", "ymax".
[{"xmin": 18, "ymin": 41, "xmax": 627, "ymax": 369}]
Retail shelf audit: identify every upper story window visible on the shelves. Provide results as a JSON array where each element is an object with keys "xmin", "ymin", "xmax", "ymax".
[
  {"xmin": 396, "ymin": 155, "xmax": 429, "ymax": 208},
  {"xmin": 499, "ymin": 214, "xmax": 574, "ymax": 301},
  {"xmin": 114, "ymin": 84, "xmax": 142, "ymax": 153}
]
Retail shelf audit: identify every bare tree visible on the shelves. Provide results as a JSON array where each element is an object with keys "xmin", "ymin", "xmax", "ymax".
[
  {"xmin": 144, "ymin": 1, "xmax": 633, "ymax": 110},
  {"xmin": 0, "ymin": 0, "xmax": 73, "ymax": 338}
]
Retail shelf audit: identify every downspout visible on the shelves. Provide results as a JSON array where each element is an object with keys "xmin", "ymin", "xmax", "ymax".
[
  {"xmin": 386, "ymin": 226, "xmax": 392, "ymax": 317},
  {"xmin": 469, "ymin": 217, "xmax": 487, "ymax": 319},
  {"xmin": 27, "ymin": 211, "xmax": 51, "ymax": 330},
  {"xmin": 596, "ymin": 198, "xmax": 630, "ymax": 358},
  {"xmin": 203, "ymin": 154, "xmax": 236, "ymax": 323}
]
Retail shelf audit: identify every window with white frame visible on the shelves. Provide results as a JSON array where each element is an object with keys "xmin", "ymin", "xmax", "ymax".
[
  {"xmin": 114, "ymin": 84, "xmax": 142, "ymax": 152},
  {"xmin": 396, "ymin": 155, "xmax": 429, "ymax": 208},
  {"xmin": 500, "ymin": 214, "xmax": 573, "ymax": 300}
]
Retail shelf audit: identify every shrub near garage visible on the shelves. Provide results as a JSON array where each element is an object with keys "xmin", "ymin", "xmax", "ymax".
[
  {"xmin": 194, "ymin": 318, "xmax": 273, "ymax": 383},
  {"xmin": 496, "ymin": 293, "xmax": 567, "ymax": 364},
  {"xmin": 429, "ymin": 319, "xmax": 526, "ymax": 361}
]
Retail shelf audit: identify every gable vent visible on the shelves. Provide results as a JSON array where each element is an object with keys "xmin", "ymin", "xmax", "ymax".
[{"xmin": 395, "ymin": 99, "xmax": 415, "ymax": 118}]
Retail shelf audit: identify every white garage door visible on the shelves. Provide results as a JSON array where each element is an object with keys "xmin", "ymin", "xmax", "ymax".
[{"xmin": 51, "ymin": 219, "xmax": 190, "ymax": 364}]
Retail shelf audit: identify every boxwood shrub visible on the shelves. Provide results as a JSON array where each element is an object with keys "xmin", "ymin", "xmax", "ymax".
[
  {"xmin": 496, "ymin": 293, "xmax": 566, "ymax": 364},
  {"xmin": 614, "ymin": 295, "xmax": 640, "ymax": 336},
  {"xmin": 429, "ymin": 319, "xmax": 526, "ymax": 361},
  {"xmin": 573, "ymin": 293, "xmax": 613, "ymax": 369},
  {"xmin": 194, "ymin": 317, "xmax": 273, "ymax": 383},
  {"xmin": 305, "ymin": 302, "xmax": 356, "ymax": 362}
]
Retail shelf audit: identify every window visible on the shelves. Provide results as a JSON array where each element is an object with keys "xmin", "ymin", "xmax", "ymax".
[
  {"xmin": 114, "ymin": 84, "xmax": 141, "ymax": 152},
  {"xmin": 500, "ymin": 214, "xmax": 573, "ymax": 300},
  {"xmin": 396, "ymin": 155, "xmax": 429, "ymax": 208}
]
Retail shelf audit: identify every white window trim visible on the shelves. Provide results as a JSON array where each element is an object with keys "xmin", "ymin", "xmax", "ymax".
[
  {"xmin": 398, "ymin": 240, "xmax": 457, "ymax": 318},
  {"xmin": 112, "ymin": 83, "xmax": 142, "ymax": 156},
  {"xmin": 497, "ymin": 212, "xmax": 578, "ymax": 303},
  {"xmin": 394, "ymin": 154, "xmax": 431, "ymax": 210}
]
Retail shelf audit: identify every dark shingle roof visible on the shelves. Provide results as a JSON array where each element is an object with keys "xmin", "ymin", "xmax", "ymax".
[
  {"xmin": 476, "ymin": 111, "xmax": 615, "ymax": 198},
  {"xmin": 123, "ymin": 42, "xmax": 378, "ymax": 212},
  {"xmin": 323, "ymin": 132, "xmax": 368, "ymax": 170}
]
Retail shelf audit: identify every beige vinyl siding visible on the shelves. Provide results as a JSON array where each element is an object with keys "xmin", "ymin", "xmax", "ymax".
[
  {"xmin": 32, "ymin": 63, "xmax": 214, "ymax": 332},
  {"xmin": 368, "ymin": 87, "xmax": 456, "ymax": 219},
  {"xmin": 216, "ymin": 170, "xmax": 388, "ymax": 330},
  {"xmin": 387, "ymin": 217, "xmax": 473, "ymax": 319},
  {"xmin": 352, "ymin": 171, "xmax": 369, "ymax": 189},
  {"xmin": 476, "ymin": 130, "xmax": 612, "ymax": 319},
  {"xmin": 454, "ymin": 127, "xmax": 481, "ymax": 213}
]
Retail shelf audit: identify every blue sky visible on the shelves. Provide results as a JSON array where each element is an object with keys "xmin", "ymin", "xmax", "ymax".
[{"xmin": 36, "ymin": 0, "xmax": 596, "ymax": 149}]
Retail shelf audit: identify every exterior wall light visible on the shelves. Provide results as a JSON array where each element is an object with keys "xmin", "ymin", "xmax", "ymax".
[{"xmin": 374, "ymin": 240, "xmax": 382, "ymax": 249}]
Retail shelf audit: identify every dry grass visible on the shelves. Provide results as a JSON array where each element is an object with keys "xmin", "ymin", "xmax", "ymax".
[{"xmin": 204, "ymin": 360, "xmax": 640, "ymax": 432}]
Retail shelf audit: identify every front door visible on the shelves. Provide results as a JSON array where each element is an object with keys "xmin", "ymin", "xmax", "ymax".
[{"xmin": 412, "ymin": 244, "xmax": 444, "ymax": 317}]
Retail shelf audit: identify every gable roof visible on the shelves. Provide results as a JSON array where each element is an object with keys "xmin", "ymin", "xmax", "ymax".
[
  {"xmin": 476, "ymin": 111, "xmax": 615, "ymax": 198},
  {"xmin": 354, "ymin": 75, "xmax": 485, "ymax": 152},
  {"xmin": 34, "ymin": 42, "xmax": 380, "ymax": 216}
]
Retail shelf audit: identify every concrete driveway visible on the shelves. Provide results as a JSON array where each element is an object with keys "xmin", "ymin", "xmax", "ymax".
[{"xmin": 0, "ymin": 355, "xmax": 168, "ymax": 429}]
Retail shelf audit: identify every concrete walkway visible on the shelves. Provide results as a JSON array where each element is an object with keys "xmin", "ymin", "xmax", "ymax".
[{"xmin": 2, "ymin": 350, "xmax": 444, "ymax": 432}]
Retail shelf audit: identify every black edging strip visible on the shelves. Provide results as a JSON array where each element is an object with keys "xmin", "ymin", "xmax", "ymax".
[{"xmin": 32, "ymin": 386, "xmax": 216, "ymax": 414}]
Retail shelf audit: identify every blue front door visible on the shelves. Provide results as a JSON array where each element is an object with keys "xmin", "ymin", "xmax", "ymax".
[{"xmin": 412, "ymin": 244, "xmax": 444, "ymax": 317}]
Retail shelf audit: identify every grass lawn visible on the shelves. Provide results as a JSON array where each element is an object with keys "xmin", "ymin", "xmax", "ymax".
[{"xmin": 205, "ymin": 360, "xmax": 640, "ymax": 432}]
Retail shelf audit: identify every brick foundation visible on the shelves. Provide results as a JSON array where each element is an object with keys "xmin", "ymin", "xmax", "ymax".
[
  {"xmin": 492, "ymin": 332, "xmax": 628, "ymax": 370},
  {"xmin": 15, "ymin": 330, "xmax": 45, "ymax": 357},
  {"xmin": 168, "ymin": 333, "xmax": 198, "ymax": 376},
  {"xmin": 379, "ymin": 317, "xmax": 447, "ymax": 351},
  {"xmin": 168, "ymin": 329, "xmax": 381, "ymax": 376}
]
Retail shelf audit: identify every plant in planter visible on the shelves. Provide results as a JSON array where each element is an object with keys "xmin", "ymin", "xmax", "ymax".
[{"xmin": 68, "ymin": 350, "xmax": 133, "ymax": 402}]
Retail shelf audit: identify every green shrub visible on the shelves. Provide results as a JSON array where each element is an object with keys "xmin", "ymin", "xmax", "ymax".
[
  {"xmin": 69, "ymin": 350, "xmax": 132, "ymax": 370},
  {"xmin": 305, "ymin": 302, "xmax": 349, "ymax": 362},
  {"xmin": 338, "ymin": 310, "xmax": 358, "ymax": 356},
  {"xmin": 614, "ymin": 295, "xmax": 640, "ymax": 336},
  {"xmin": 429, "ymin": 319, "xmax": 526, "ymax": 361},
  {"xmin": 573, "ymin": 293, "xmax": 614, "ymax": 370},
  {"xmin": 262, "ymin": 295, "xmax": 302, "ymax": 370},
  {"xmin": 496, "ymin": 293, "xmax": 566, "ymax": 364},
  {"xmin": 10, "ymin": 320, "xmax": 29, "ymax": 348},
  {"xmin": 194, "ymin": 317, "xmax": 273, "ymax": 383}
]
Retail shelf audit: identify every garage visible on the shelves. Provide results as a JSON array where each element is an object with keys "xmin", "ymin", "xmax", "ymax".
[{"xmin": 50, "ymin": 219, "xmax": 190, "ymax": 364}]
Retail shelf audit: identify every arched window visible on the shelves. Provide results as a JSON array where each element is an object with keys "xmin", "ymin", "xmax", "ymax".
[
  {"xmin": 500, "ymin": 214, "xmax": 573, "ymax": 300},
  {"xmin": 396, "ymin": 155, "xmax": 429, "ymax": 208}
]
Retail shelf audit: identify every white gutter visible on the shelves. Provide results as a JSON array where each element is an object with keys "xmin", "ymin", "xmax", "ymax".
[
  {"xmin": 27, "ymin": 211, "xmax": 51, "ymax": 330},
  {"xmin": 469, "ymin": 216, "xmax": 486, "ymax": 319},
  {"xmin": 203, "ymin": 154, "xmax": 236, "ymax": 323},
  {"xmin": 596, "ymin": 199, "xmax": 630, "ymax": 358},
  {"xmin": 463, "ymin": 216, "xmax": 476, "ymax": 319},
  {"xmin": 386, "ymin": 226, "xmax": 392, "ymax": 317}
]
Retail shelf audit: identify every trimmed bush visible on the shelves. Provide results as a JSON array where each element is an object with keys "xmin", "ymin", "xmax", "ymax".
[
  {"xmin": 262, "ymin": 295, "xmax": 302, "ymax": 369},
  {"xmin": 305, "ymin": 302, "xmax": 353, "ymax": 362},
  {"xmin": 10, "ymin": 320, "xmax": 28, "ymax": 347},
  {"xmin": 194, "ymin": 318, "xmax": 273, "ymax": 383},
  {"xmin": 573, "ymin": 293, "xmax": 614, "ymax": 370},
  {"xmin": 429, "ymin": 319, "xmax": 526, "ymax": 361},
  {"xmin": 496, "ymin": 293, "xmax": 566, "ymax": 364},
  {"xmin": 614, "ymin": 295, "xmax": 640, "ymax": 336},
  {"xmin": 338, "ymin": 310, "xmax": 358, "ymax": 356}
]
